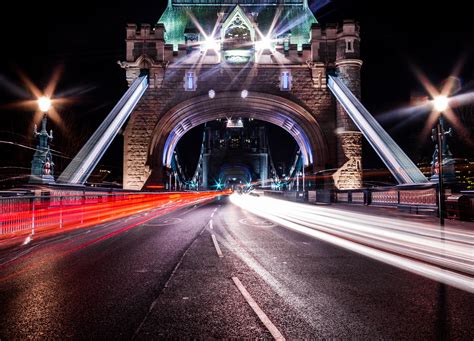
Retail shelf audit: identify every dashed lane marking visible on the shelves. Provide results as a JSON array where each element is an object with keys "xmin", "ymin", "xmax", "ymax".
[
  {"xmin": 232, "ymin": 277, "xmax": 285, "ymax": 341},
  {"xmin": 211, "ymin": 234, "xmax": 223, "ymax": 258}
]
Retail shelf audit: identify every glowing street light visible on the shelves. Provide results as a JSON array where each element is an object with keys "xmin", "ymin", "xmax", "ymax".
[
  {"xmin": 433, "ymin": 95, "xmax": 449, "ymax": 112},
  {"xmin": 38, "ymin": 96, "xmax": 52, "ymax": 112}
]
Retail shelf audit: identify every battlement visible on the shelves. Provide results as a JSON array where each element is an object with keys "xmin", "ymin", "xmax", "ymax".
[
  {"xmin": 337, "ymin": 20, "xmax": 360, "ymax": 37},
  {"xmin": 310, "ymin": 20, "xmax": 360, "ymax": 63},
  {"xmin": 171, "ymin": 0, "xmax": 304, "ymax": 6},
  {"xmin": 311, "ymin": 20, "xmax": 360, "ymax": 41},
  {"xmin": 126, "ymin": 23, "xmax": 166, "ymax": 41},
  {"xmin": 123, "ymin": 18, "xmax": 359, "ymax": 67}
]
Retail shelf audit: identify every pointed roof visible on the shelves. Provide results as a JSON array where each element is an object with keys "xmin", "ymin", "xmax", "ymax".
[
  {"xmin": 221, "ymin": 5, "xmax": 256, "ymax": 41},
  {"xmin": 158, "ymin": 0, "xmax": 316, "ymax": 50}
]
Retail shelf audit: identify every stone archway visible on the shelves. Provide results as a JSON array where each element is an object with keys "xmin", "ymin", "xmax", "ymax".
[{"xmin": 143, "ymin": 91, "xmax": 329, "ymax": 188}]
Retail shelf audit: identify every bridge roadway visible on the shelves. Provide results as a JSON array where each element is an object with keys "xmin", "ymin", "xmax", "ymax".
[{"xmin": 0, "ymin": 196, "xmax": 472, "ymax": 339}]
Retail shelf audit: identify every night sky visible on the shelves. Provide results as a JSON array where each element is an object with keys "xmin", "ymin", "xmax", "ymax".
[{"xmin": 0, "ymin": 0, "xmax": 472, "ymax": 186}]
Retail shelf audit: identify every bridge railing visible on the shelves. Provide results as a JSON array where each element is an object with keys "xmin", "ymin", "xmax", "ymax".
[
  {"xmin": 318, "ymin": 184, "xmax": 439, "ymax": 213},
  {"xmin": 0, "ymin": 190, "xmax": 225, "ymax": 239}
]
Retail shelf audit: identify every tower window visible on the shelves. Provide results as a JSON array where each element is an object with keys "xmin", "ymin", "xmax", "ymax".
[
  {"xmin": 280, "ymin": 71, "xmax": 292, "ymax": 91},
  {"xmin": 184, "ymin": 71, "xmax": 197, "ymax": 91},
  {"xmin": 346, "ymin": 39, "xmax": 354, "ymax": 53}
]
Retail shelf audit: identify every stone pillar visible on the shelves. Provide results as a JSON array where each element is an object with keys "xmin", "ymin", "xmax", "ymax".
[
  {"xmin": 122, "ymin": 23, "xmax": 167, "ymax": 190},
  {"xmin": 333, "ymin": 20, "xmax": 363, "ymax": 190},
  {"xmin": 260, "ymin": 154, "xmax": 268, "ymax": 187}
]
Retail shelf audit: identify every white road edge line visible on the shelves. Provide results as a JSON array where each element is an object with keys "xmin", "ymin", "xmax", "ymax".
[
  {"xmin": 232, "ymin": 277, "xmax": 285, "ymax": 341},
  {"xmin": 211, "ymin": 234, "xmax": 223, "ymax": 258},
  {"xmin": 209, "ymin": 220, "xmax": 213, "ymax": 230}
]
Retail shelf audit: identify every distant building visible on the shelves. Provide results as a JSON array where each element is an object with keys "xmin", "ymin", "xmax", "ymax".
[{"xmin": 198, "ymin": 119, "xmax": 269, "ymax": 188}]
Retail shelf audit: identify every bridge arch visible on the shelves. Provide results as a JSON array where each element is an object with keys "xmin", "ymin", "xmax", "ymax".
[{"xmin": 147, "ymin": 92, "xmax": 329, "ymax": 178}]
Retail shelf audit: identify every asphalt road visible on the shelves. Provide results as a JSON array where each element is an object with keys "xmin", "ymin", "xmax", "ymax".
[{"xmin": 0, "ymin": 196, "xmax": 472, "ymax": 339}]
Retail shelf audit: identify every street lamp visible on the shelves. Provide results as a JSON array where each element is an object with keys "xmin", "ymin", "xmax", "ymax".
[
  {"xmin": 432, "ymin": 95, "xmax": 449, "ymax": 230},
  {"xmin": 38, "ymin": 96, "xmax": 52, "ymax": 113}
]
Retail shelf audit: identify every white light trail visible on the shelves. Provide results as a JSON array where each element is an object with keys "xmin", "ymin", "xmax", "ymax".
[{"xmin": 230, "ymin": 194, "xmax": 474, "ymax": 293}]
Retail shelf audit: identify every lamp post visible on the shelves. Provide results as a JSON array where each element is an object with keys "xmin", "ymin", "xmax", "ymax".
[
  {"xmin": 30, "ymin": 96, "xmax": 55, "ymax": 184},
  {"xmin": 431, "ymin": 94, "xmax": 450, "ymax": 341},
  {"xmin": 432, "ymin": 95, "xmax": 449, "ymax": 231}
]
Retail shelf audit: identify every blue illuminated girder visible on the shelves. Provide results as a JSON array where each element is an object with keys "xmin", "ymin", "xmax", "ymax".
[
  {"xmin": 328, "ymin": 75, "xmax": 428, "ymax": 184},
  {"xmin": 58, "ymin": 76, "xmax": 148, "ymax": 184}
]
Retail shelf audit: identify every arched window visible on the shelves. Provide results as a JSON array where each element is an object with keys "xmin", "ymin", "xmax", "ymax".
[{"xmin": 223, "ymin": 15, "xmax": 252, "ymax": 50}]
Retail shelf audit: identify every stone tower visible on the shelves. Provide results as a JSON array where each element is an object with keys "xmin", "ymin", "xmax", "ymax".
[
  {"xmin": 120, "ymin": 1, "xmax": 363, "ymax": 190},
  {"xmin": 333, "ymin": 20, "xmax": 363, "ymax": 189}
]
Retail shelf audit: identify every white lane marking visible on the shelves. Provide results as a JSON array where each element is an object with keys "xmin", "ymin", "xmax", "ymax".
[
  {"xmin": 232, "ymin": 277, "xmax": 285, "ymax": 341},
  {"xmin": 211, "ymin": 234, "xmax": 223, "ymax": 258},
  {"xmin": 209, "ymin": 220, "xmax": 213, "ymax": 230},
  {"xmin": 22, "ymin": 235, "xmax": 32, "ymax": 245},
  {"xmin": 211, "ymin": 212, "xmax": 215, "ymax": 218}
]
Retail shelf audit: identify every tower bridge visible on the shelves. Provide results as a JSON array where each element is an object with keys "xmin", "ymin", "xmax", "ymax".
[
  {"xmin": 58, "ymin": 0, "xmax": 427, "ymax": 190},
  {"xmin": 118, "ymin": 0, "xmax": 364, "ymax": 190}
]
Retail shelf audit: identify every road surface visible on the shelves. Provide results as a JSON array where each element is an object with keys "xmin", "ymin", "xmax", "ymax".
[{"xmin": 0, "ymin": 196, "xmax": 472, "ymax": 339}]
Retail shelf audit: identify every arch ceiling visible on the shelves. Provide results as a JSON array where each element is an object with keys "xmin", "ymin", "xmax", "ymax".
[{"xmin": 148, "ymin": 92, "xmax": 328, "ymax": 171}]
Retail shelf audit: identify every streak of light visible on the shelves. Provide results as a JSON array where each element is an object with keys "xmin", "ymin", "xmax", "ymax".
[
  {"xmin": 0, "ymin": 140, "xmax": 72, "ymax": 159},
  {"xmin": 0, "ymin": 191, "xmax": 230, "ymax": 241},
  {"xmin": 230, "ymin": 194, "xmax": 474, "ymax": 293},
  {"xmin": 0, "ymin": 199, "xmax": 211, "ymax": 282}
]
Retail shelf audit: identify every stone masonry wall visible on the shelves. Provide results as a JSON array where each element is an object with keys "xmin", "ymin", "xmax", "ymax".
[{"xmin": 124, "ymin": 66, "xmax": 336, "ymax": 189}]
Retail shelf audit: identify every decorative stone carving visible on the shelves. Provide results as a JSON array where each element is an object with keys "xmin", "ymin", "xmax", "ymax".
[{"xmin": 333, "ymin": 132, "xmax": 363, "ymax": 189}]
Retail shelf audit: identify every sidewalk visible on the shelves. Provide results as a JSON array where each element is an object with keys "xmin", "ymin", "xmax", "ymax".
[{"xmin": 324, "ymin": 203, "xmax": 473, "ymax": 231}]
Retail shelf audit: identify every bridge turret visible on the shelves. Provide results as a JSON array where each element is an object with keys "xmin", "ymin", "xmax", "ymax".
[
  {"xmin": 333, "ymin": 19, "xmax": 363, "ymax": 189},
  {"xmin": 121, "ymin": 23, "xmax": 168, "ymax": 88}
]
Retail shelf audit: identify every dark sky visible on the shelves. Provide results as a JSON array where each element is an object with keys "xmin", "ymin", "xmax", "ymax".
[{"xmin": 0, "ymin": 0, "xmax": 473, "ymax": 184}]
